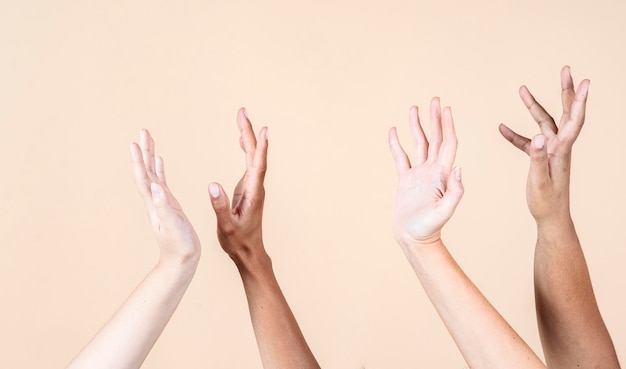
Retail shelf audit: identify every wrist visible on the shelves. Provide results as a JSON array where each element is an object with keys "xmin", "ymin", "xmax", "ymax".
[
  {"xmin": 398, "ymin": 236, "xmax": 445, "ymax": 256},
  {"xmin": 156, "ymin": 254, "xmax": 199, "ymax": 277},
  {"xmin": 535, "ymin": 213, "xmax": 574, "ymax": 232},
  {"xmin": 399, "ymin": 238, "xmax": 448, "ymax": 271},
  {"xmin": 536, "ymin": 216, "xmax": 577, "ymax": 245},
  {"xmin": 395, "ymin": 230, "xmax": 442, "ymax": 250},
  {"xmin": 228, "ymin": 242, "xmax": 272, "ymax": 273},
  {"xmin": 159, "ymin": 245, "xmax": 201, "ymax": 265}
]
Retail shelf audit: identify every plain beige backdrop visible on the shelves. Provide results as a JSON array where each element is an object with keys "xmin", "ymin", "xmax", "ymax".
[{"xmin": 1, "ymin": 0, "xmax": 624, "ymax": 368}]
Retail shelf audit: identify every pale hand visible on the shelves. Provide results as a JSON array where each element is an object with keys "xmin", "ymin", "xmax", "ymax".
[
  {"xmin": 130, "ymin": 129, "xmax": 201, "ymax": 264},
  {"xmin": 389, "ymin": 98, "xmax": 464, "ymax": 248}
]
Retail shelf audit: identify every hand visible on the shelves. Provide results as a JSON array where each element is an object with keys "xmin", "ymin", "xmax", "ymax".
[
  {"xmin": 389, "ymin": 98, "xmax": 464, "ymax": 248},
  {"xmin": 499, "ymin": 66, "xmax": 590, "ymax": 224},
  {"xmin": 208, "ymin": 108, "xmax": 269, "ymax": 264},
  {"xmin": 130, "ymin": 129, "xmax": 201, "ymax": 264}
]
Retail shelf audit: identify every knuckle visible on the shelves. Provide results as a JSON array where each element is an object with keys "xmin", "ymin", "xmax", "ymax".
[{"xmin": 218, "ymin": 221, "xmax": 236, "ymax": 236}]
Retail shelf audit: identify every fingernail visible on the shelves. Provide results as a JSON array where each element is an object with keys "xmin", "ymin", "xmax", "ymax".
[
  {"xmin": 150, "ymin": 182, "xmax": 162, "ymax": 199},
  {"xmin": 454, "ymin": 167, "xmax": 462, "ymax": 181},
  {"xmin": 265, "ymin": 127, "xmax": 269, "ymax": 140},
  {"xmin": 534, "ymin": 135, "xmax": 545, "ymax": 149},
  {"xmin": 209, "ymin": 183, "xmax": 220, "ymax": 198},
  {"xmin": 243, "ymin": 108, "xmax": 248, "ymax": 119}
]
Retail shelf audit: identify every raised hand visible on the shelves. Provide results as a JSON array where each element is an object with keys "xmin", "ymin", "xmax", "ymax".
[
  {"xmin": 499, "ymin": 66, "xmax": 589, "ymax": 223},
  {"xmin": 66, "ymin": 130, "xmax": 200, "ymax": 369},
  {"xmin": 131, "ymin": 130, "xmax": 200, "ymax": 261},
  {"xmin": 130, "ymin": 129, "xmax": 201, "ymax": 263},
  {"xmin": 499, "ymin": 67, "xmax": 619, "ymax": 369},
  {"xmin": 208, "ymin": 108, "xmax": 268, "ymax": 264},
  {"xmin": 388, "ymin": 100, "xmax": 545, "ymax": 369},
  {"xmin": 389, "ymin": 97, "xmax": 463, "ymax": 248},
  {"xmin": 208, "ymin": 108, "xmax": 319, "ymax": 369}
]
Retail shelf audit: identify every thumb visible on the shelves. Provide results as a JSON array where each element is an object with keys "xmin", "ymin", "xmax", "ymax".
[
  {"xmin": 440, "ymin": 167, "xmax": 464, "ymax": 216},
  {"xmin": 529, "ymin": 135, "xmax": 550, "ymax": 182},
  {"xmin": 208, "ymin": 182, "xmax": 233, "ymax": 224}
]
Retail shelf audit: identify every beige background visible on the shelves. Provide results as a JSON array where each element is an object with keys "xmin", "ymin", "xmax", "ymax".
[{"xmin": 1, "ymin": 0, "xmax": 624, "ymax": 368}]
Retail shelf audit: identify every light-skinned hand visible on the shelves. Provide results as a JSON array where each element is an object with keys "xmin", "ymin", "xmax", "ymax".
[
  {"xmin": 130, "ymin": 129, "xmax": 201, "ymax": 264},
  {"xmin": 389, "ymin": 97, "xmax": 464, "ymax": 248}
]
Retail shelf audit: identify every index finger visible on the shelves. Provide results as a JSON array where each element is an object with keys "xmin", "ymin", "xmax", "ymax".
[
  {"xmin": 248, "ymin": 126, "xmax": 269, "ymax": 192},
  {"xmin": 559, "ymin": 79, "xmax": 590, "ymax": 144},
  {"xmin": 560, "ymin": 66, "xmax": 575, "ymax": 124},
  {"xmin": 388, "ymin": 127, "xmax": 411, "ymax": 175},
  {"xmin": 438, "ymin": 107, "xmax": 458, "ymax": 170},
  {"xmin": 519, "ymin": 86, "xmax": 558, "ymax": 138},
  {"xmin": 237, "ymin": 108, "xmax": 257, "ymax": 168}
]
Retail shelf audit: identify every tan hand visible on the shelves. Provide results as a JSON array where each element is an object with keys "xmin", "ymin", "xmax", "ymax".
[
  {"xmin": 208, "ymin": 108, "xmax": 268, "ymax": 263},
  {"xmin": 499, "ymin": 66, "xmax": 590, "ymax": 223}
]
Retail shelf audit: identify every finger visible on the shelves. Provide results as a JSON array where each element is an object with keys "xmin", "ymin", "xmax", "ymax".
[
  {"xmin": 130, "ymin": 142, "xmax": 151, "ymax": 198},
  {"xmin": 528, "ymin": 135, "xmax": 550, "ymax": 186},
  {"xmin": 139, "ymin": 129, "xmax": 157, "ymax": 177},
  {"xmin": 149, "ymin": 135, "xmax": 156, "ymax": 175},
  {"xmin": 519, "ymin": 86, "xmax": 558, "ymax": 137},
  {"xmin": 231, "ymin": 176, "xmax": 245, "ymax": 210},
  {"xmin": 427, "ymin": 97, "xmax": 443, "ymax": 161},
  {"xmin": 237, "ymin": 107, "xmax": 257, "ymax": 168},
  {"xmin": 154, "ymin": 154, "xmax": 183, "ymax": 209},
  {"xmin": 498, "ymin": 124, "xmax": 531, "ymax": 155},
  {"xmin": 249, "ymin": 127, "xmax": 269, "ymax": 192},
  {"xmin": 388, "ymin": 127, "xmax": 411, "ymax": 175},
  {"xmin": 439, "ymin": 167, "xmax": 464, "ymax": 217},
  {"xmin": 560, "ymin": 65, "xmax": 575, "ymax": 124},
  {"xmin": 408, "ymin": 106, "xmax": 428, "ymax": 163},
  {"xmin": 438, "ymin": 107, "xmax": 458, "ymax": 170},
  {"xmin": 208, "ymin": 182, "xmax": 235, "ymax": 230},
  {"xmin": 155, "ymin": 155, "xmax": 167, "ymax": 185},
  {"xmin": 559, "ymin": 79, "xmax": 590, "ymax": 144}
]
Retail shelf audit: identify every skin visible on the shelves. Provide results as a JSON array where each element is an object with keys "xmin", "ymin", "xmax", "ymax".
[
  {"xmin": 389, "ymin": 98, "xmax": 545, "ymax": 369},
  {"xmin": 499, "ymin": 66, "xmax": 620, "ymax": 369},
  {"xmin": 208, "ymin": 108, "xmax": 320, "ymax": 369},
  {"xmin": 66, "ymin": 130, "xmax": 201, "ymax": 369}
]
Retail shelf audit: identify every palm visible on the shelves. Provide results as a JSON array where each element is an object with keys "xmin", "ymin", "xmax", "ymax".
[
  {"xmin": 130, "ymin": 129, "xmax": 201, "ymax": 261},
  {"xmin": 389, "ymin": 99, "xmax": 464, "ymax": 247},
  {"xmin": 395, "ymin": 164, "xmax": 450, "ymax": 241}
]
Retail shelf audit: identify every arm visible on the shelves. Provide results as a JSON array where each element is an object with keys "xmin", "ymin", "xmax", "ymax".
[
  {"xmin": 389, "ymin": 99, "xmax": 545, "ymax": 369},
  {"xmin": 208, "ymin": 108, "xmax": 320, "ymax": 369},
  {"xmin": 499, "ymin": 66, "xmax": 620, "ymax": 369},
  {"xmin": 66, "ymin": 130, "xmax": 201, "ymax": 369}
]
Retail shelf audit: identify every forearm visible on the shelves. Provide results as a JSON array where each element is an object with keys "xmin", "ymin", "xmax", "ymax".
[
  {"xmin": 66, "ymin": 258, "xmax": 198, "ymax": 369},
  {"xmin": 235, "ymin": 250, "xmax": 320, "ymax": 369},
  {"xmin": 534, "ymin": 217, "xmax": 619, "ymax": 368},
  {"xmin": 402, "ymin": 240, "xmax": 544, "ymax": 369}
]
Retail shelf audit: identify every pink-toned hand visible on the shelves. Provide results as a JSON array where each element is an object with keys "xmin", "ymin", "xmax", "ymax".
[
  {"xmin": 389, "ymin": 98, "xmax": 464, "ymax": 248},
  {"xmin": 499, "ymin": 66, "xmax": 590, "ymax": 224},
  {"xmin": 130, "ymin": 129, "xmax": 201, "ymax": 263}
]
